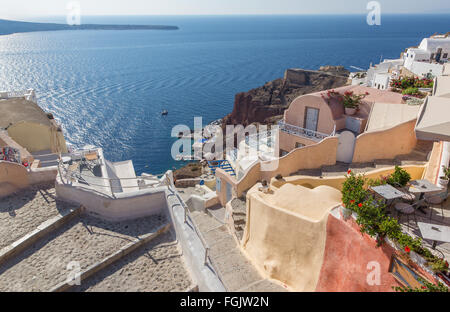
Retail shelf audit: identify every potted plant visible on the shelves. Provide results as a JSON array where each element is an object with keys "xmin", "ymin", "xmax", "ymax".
[
  {"xmin": 438, "ymin": 166, "xmax": 450, "ymax": 187},
  {"xmin": 343, "ymin": 91, "xmax": 369, "ymax": 115}
]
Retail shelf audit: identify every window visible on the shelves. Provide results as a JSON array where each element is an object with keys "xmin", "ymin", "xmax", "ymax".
[
  {"xmin": 295, "ymin": 142, "xmax": 305, "ymax": 149},
  {"xmin": 443, "ymin": 53, "xmax": 448, "ymax": 59},
  {"xmin": 280, "ymin": 149, "xmax": 289, "ymax": 157}
]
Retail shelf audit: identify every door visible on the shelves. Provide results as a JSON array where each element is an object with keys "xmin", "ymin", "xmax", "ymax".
[
  {"xmin": 336, "ymin": 131, "xmax": 356, "ymax": 163},
  {"xmin": 304, "ymin": 107, "xmax": 319, "ymax": 132}
]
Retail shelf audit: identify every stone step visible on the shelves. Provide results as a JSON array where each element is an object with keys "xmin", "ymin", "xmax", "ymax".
[
  {"xmin": 190, "ymin": 211, "xmax": 223, "ymax": 233},
  {"xmin": 0, "ymin": 214, "xmax": 166, "ymax": 292},
  {"xmin": 373, "ymin": 159, "xmax": 399, "ymax": 168},
  {"xmin": 206, "ymin": 205, "xmax": 226, "ymax": 224}
]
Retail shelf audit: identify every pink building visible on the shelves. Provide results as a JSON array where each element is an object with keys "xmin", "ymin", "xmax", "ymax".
[{"xmin": 279, "ymin": 85, "xmax": 404, "ymax": 155}]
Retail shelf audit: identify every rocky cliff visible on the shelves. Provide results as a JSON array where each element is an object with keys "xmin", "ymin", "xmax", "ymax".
[{"xmin": 222, "ymin": 66, "xmax": 350, "ymax": 127}]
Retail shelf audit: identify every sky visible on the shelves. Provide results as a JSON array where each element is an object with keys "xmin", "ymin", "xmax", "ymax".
[{"xmin": 1, "ymin": 0, "xmax": 450, "ymax": 20}]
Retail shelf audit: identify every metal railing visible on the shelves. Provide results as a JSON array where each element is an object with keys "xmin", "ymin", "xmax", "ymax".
[
  {"xmin": 58, "ymin": 157, "xmax": 164, "ymax": 194},
  {"xmin": 278, "ymin": 120, "xmax": 334, "ymax": 142}
]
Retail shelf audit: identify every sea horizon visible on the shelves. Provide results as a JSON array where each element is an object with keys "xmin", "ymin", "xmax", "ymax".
[{"xmin": 1, "ymin": 14, "xmax": 450, "ymax": 174}]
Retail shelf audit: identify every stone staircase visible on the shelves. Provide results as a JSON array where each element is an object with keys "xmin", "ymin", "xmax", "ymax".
[
  {"xmin": 0, "ymin": 206, "xmax": 178, "ymax": 292},
  {"xmin": 230, "ymin": 198, "xmax": 247, "ymax": 241},
  {"xmin": 292, "ymin": 140, "xmax": 433, "ymax": 178},
  {"xmin": 189, "ymin": 208, "xmax": 286, "ymax": 292}
]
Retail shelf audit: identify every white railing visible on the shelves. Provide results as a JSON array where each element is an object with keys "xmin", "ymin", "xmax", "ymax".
[
  {"xmin": 0, "ymin": 89, "xmax": 37, "ymax": 103},
  {"xmin": 244, "ymin": 130, "xmax": 277, "ymax": 150},
  {"xmin": 278, "ymin": 120, "xmax": 334, "ymax": 142}
]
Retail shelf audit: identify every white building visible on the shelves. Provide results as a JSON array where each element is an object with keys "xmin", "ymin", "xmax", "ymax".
[
  {"xmin": 352, "ymin": 59, "xmax": 403, "ymax": 90},
  {"xmin": 403, "ymin": 36, "xmax": 450, "ymax": 77}
]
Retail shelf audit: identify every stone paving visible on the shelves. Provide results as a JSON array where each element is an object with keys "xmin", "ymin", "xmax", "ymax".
[
  {"xmin": 0, "ymin": 214, "xmax": 167, "ymax": 292},
  {"xmin": 72, "ymin": 231, "xmax": 192, "ymax": 292},
  {"xmin": 0, "ymin": 184, "xmax": 78, "ymax": 250}
]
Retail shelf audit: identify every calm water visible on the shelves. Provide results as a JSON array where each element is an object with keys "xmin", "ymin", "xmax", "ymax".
[{"xmin": 1, "ymin": 15, "xmax": 449, "ymax": 174}]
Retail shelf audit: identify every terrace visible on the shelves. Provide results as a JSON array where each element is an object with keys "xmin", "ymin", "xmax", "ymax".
[
  {"xmin": 341, "ymin": 168, "xmax": 450, "ymax": 288},
  {"xmin": 278, "ymin": 120, "xmax": 334, "ymax": 143}
]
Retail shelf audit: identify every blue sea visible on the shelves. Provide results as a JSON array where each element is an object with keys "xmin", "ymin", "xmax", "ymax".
[{"xmin": 1, "ymin": 15, "xmax": 449, "ymax": 174}]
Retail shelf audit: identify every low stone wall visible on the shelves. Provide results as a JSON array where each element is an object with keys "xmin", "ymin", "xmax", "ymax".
[
  {"xmin": 165, "ymin": 188, "xmax": 226, "ymax": 292},
  {"xmin": 271, "ymin": 165, "xmax": 426, "ymax": 191},
  {"xmin": 55, "ymin": 181, "xmax": 167, "ymax": 222},
  {"xmin": 28, "ymin": 167, "xmax": 58, "ymax": 185},
  {"xmin": 175, "ymin": 178, "xmax": 202, "ymax": 188}
]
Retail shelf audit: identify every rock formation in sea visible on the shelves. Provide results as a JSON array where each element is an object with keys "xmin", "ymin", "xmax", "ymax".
[{"xmin": 222, "ymin": 66, "xmax": 350, "ymax": 127}]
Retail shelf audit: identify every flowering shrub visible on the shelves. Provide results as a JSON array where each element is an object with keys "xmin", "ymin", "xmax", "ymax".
[
  {"xmin": 341, "ymin": 170, "xmax": 368, "ymax": 210},
  {"xmin": 390, "ymin": 77, "xmax": 434, "ymax": 90},
  {"xmin": 321, "ymin": 90, "xmax": 369, "ymax": 109},
  {"xmin": 341, "ymin": 172, "xmax": 448, "ymax": 275}
]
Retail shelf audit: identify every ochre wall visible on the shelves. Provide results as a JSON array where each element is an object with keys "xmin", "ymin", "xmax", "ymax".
[
  {"xmin": 279, "ymin": 131, "xmax": 318, "ymax": 152},
  {"xmin": 0, "ymin": 161, "xmax": 30, "ymax": 198},
  {"xmin": 7, "ymin": 121, "xmax": 68, "ymax": 154},
  {"xmin": 0, "ymin": 131, "xmax": 34, "ymax": 163},
  {"xmin": 352, "ymin": 119, "xmax": 418, "ymax": 163},
  {"xmin": 260, "ymin": 136, "xmax": 338, "ymax": 182},
  {"xmin": 423, "ymin": 141, "xmax": 443, "ymax": 184},
  {"xmin": 216, "ymin": 137, "xmax": 338, "ymax": 206},
  {"xmin": 271, "ymin": 165, "xmax": 426, "ymax": 192},
  {"xmin": 242, "ymin": 187, "xmax": 331, "ymax": 291}
]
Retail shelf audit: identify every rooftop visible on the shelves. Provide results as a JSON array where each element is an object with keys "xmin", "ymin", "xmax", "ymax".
[{"xmin": 0, "ymin": 98, "xmax": 52, "ymax": 129}]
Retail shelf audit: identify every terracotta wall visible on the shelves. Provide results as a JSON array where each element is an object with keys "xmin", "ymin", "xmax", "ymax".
[
  {"xmin": 352, "ymin": 119, "xmax": 418, "ymax": 163},
  {"xmin": 316, "ymin": 215, "xmax": 400, "ymax": 292}
]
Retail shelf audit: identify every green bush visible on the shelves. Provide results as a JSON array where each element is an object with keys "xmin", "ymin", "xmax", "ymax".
[
  {"xmin": 402, "ymin": 87, "xmax": 419, "ymax": 95},
  {"xmin": 341, "ymin": 170, "xmax": 368, "ymax": 210},
  {"xmin": 387, "ymin": 166, "xmax": 411, "ymax": 187}
]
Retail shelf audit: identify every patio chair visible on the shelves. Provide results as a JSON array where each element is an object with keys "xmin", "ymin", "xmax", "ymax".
[
  {"xmin": 424, "ymin": 190, "xmax": 449, "ymax": 220},
  {"xmin": 392, "ymin": 182, "xmax": 416, "ymax": 203},
  {"xmin": 395, "ymin": 199, "xmax": 428, "ymax": 229}
]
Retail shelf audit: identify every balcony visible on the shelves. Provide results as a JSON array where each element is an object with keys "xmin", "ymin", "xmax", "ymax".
[{"xmin": 278, "ymin": 121, "xmax": 334, "ymax": 142}]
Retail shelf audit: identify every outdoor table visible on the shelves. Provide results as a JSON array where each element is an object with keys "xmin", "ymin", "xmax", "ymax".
[
  {"xmin": 369, "ymin": 184, "xmax": 407, "ymax": 209},
  {"xmin": 408, "ymin": 180, "xmax": 443, "ymax": 214},
  {"xmin": 417, "ymin": 222, "xmax": 450, "ymax": 250}
]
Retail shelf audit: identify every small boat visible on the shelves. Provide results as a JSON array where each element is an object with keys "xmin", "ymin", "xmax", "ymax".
[{"xmin": 161, "ymin": 110, "xmax": 168, "ymax": 116}]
